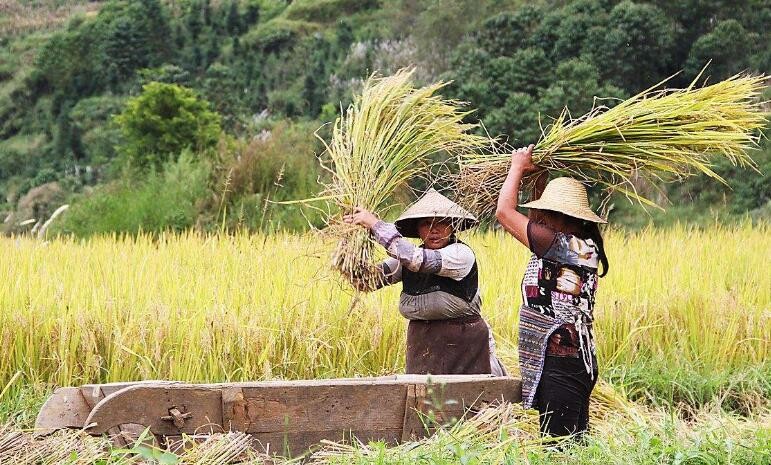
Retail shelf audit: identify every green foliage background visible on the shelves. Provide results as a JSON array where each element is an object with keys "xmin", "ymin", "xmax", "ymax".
[{"xmin": 0, "ymin": 0, "xmax": 768, "ymax": 236}]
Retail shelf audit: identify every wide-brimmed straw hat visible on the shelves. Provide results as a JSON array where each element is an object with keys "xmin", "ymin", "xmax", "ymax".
[
  {"xmin": 519, "ymin": 177, "xmax": 607, "ymax": 224},
  {"xmin": 395, "ymin": 188, "xmax": 478, "ymax": 238}
]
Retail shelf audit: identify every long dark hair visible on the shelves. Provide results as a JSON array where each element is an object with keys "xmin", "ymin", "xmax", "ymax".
[{"xmin": 584, "ymin": 221, "xmax": 609, "ymax": 278}]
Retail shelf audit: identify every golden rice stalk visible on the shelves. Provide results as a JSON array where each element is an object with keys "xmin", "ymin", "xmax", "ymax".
[
  {"xmin": 317, "ymin": 68, "xmax": 490, "ymax": 289},
  {"xmin": 308, "ymin": 402, "xmax": 542, "ymax": 464},
  {"xmin": 456, "ymin": 72, "xmax": 768, "ymax": 218}
]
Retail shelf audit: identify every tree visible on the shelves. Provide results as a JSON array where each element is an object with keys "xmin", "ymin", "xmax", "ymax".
[
  {"xmin": 244, "ymin": 1, "xmax": 260, "ymax": 27},
  {"xmin": 592, "ymin": 1, "xmax": 676, "ymax": 92},
  {"xmin": 114, "ymin": 82, "xmax": 221, "ymax": 170},
  {"xmin": 103, "ymin": 17, "xmax": 149, "ymax": 92},
  {"xmin": 186, "ymin": 1, "xmax": 203, "ymax": 40},
  {"xmin": 532, "ymin": 0, "xmax": 608, "ymax": 62},
  {"xmin": 203, "ymin": 0, "xmax": 212, "ymax": 26},
  {"xmin": 477, "ymin": 8, "xmax": 543, "ymax": 59},
  {"xmin": 484, "ymin": 92, "xmax": 541, "ymax": 143},
  {"xmin": 538, "ymin": 59, "xmax": 625, "ymax": 121},
  {"xmin": 226, "ymin": 0, "xmax": 242, "ymax": 35},
  {"xmin": 685, "ymin": 19, "xmax": 754, "ymax": 80},
  {"xmin": 335, "ymin": 19, "xmax": 354, "ymax": 50}
]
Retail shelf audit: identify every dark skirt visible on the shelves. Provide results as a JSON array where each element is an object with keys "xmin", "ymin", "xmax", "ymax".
[{"xmin": 405, "ymin": 315, "xmax": 492, "ymax": 375}]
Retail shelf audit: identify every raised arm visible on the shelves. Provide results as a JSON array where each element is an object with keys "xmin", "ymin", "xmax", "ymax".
[
  {"xmin": 342, "ymin": 209, "xmax": 471, "ymax": 277},
  {"xmin": 495, "ymin": 144, "xmax": 541, "ymax": 248}
]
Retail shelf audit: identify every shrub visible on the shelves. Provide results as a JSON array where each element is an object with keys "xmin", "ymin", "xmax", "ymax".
[
  {"xmin": 114, "ymin": 82, "xmax": 221, "ymax": 171},
  {"xmin": 285, "ymin": 0, "xmax": 378, "ymax": 23},
  {"xmin": 214, "ymin": 120, "xmax": 324, "ymax": 231},
  {"xmin": 55, "ymin": 152, "xmax": 211, "ymax": 236},
  {"xmin": 243, "ymin": 18, "xmax": 319, "ymax": 53}
]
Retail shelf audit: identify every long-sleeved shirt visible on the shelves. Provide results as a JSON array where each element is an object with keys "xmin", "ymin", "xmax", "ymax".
[{"xmin": 370, "ymin": 221, "xmax": 481, "ymax": 320}]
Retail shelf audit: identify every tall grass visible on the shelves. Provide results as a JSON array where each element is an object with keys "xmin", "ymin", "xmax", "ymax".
[
  {"xmin": 0, "ymin": 223, "xmax": 768, "ymax": 409},
  {"xmin": 52, "ymin": 153, "xmax": 210, "ymax": 237}
]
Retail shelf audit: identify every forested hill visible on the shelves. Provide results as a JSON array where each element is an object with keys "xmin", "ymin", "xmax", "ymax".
[{"xmin": 1, "ymin": 0, "xmax": 769, "ymax": 236}]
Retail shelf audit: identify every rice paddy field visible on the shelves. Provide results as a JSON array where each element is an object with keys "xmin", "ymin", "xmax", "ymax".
[{"xmin": 1, "ymin": 222, "xmax": 769, "ymax": 464}]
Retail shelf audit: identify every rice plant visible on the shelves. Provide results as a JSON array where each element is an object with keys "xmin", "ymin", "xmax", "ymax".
[
  {"xmin": 315, "ymin": 68, "xmax": 490, "ymax": 288},
  {"xmin": 0, "ymin": 223, "xmax": 767, "ymax": 409},
  {"xmin": 456, "ymin": 73, "xmax": 768, "ymax": 217},
  {"xmin": 0, "ymin": 224, "xmax": 769, "ymax": 463}
]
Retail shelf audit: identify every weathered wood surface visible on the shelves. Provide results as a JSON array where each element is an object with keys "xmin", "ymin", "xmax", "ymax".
[
  {"xmin": 34, "ymin": 381, "xmax": 171, "ymax": 436},
  {"xmin": 36, "ymin": 375, "xmax": 522, "ymax": 456}
]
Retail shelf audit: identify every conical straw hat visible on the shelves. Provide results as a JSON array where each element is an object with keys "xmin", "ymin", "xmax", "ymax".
[
  {"xmin": 519, "ymin": 177, "xmax": 607, "ymax": 224},
  {"xmin": 395, "ymin": 188, "xmax": 479, "ymax": 238}
]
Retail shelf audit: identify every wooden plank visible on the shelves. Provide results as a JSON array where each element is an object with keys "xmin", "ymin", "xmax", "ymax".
[
  {"xmin": 222, "ymin": 387, "xmax": 249, "ymax": 431},
  {"xmin": 78, "ymin": 382, "xmax": 180, "ymax": 445},
  {"xmin": 85, "ymin": 384, "xmax": 224, "ymax": 435},
  {"xmin": 401, "ymin": 383, "xmax": 428, "ymax": 441},
  {"xmin": 59, "ymin": 376, "xmax": 521, "ymax": 454},
  {"xmin": 247, "ymin": 429, "xmax": 404, "ymax": 457},
  {"xmin": 233, "ymin": 383, "xmax": 408, "ymax": 433},
  {"xmin": 401, "ymin": 377, "xmax": 521, "ymax": 441},
  {"xmin": 34, "ymin": 387, "xmax": 92, "ymax": 434}
]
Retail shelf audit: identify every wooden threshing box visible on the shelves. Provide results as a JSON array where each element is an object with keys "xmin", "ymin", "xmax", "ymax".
[{"xmin": 36, "ymin": 375, "xmax": 521, "ymax": 456}]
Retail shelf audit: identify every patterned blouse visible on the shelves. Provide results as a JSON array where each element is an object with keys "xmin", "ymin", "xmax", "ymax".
[{"xmin": 518, "ymin": 221, "xmax": 600, "ymax": 408}]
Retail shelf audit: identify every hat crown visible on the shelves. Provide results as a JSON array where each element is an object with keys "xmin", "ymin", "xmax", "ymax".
[
  {"xmin": 519, "ymin": 177, "xmax": 607, "ymax": 224},
  {"xmin": 394, "ymin": 188, "xmax": 479, "ymax": 237},
  {"xmin": 540, "ymin": 177, "xmax": 591, "ymax": 209},
  {"xmin": 398, "ymin": 188, "xmax": 475, "ymax": 220}
]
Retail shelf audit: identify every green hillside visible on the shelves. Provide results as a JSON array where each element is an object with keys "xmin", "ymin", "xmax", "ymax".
[{"xmin": 1, "ymin": 0, "xmax": 769, "ymax": 236}]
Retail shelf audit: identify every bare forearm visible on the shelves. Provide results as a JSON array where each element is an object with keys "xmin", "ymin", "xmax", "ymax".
[
  {"xmin": 495, "ymin": 144, "xmax": 537, "ymax": 248},
  {"xmin": 495, "ymin": 169, "xmax": 530, "ymax": 246},
  {"xmin": 497, "ymin": 167, "xmax": 522, "ymax": 214}
]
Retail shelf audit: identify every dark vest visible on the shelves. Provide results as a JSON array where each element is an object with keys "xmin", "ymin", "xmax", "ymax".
[{"xmin": 401, "ymin": 239, "xmax": 478, "ymax": 303}]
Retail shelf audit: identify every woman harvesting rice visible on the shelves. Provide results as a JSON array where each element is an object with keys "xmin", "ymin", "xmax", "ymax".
[
  {"xmin": 344, "ymin": 189, "xmax": 505, "ymax": 376},
  {"xmin": 495, "ymin": 144, "xmax": 609, "ymax": 439}
]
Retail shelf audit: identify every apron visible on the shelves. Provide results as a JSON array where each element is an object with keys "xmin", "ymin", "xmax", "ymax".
[{"xmin": 405, "ymin": 315, "xmax": 492, "ymax": 375}]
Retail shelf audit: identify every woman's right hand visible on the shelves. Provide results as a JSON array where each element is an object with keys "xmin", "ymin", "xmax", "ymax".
[
  {"xmin": 343, "ymin": 207, "xmax": 380, "ymax": 230},
  {"xmin": 510, "ymin": 144, "xmax": 540, "ymax": 175}
]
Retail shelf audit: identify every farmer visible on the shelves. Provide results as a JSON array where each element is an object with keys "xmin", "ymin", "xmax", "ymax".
[
  {"xmin": 495, "ymin": 144, "xmax": 609, "ymax": 439},
  {"xmin": 344, "ymin": 188, "xmax": 506, "ymax": 376}
]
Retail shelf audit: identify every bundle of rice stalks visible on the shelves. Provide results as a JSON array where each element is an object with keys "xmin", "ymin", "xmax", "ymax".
[
  {"xmin": 456, "ymin": 72, "xmax": 768, "ymax": 217},
  {"xmin": 316, "ymin": 68, "xmax": 490, "ymax": 289}
]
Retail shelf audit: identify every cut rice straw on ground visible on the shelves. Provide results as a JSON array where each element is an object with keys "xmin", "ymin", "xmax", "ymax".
[
  {"xmin": 456, "ymin": 72, "xmax": 768, "ymax": 218},
  {"xmin": 308, "ymin": 380, "xmax": 647, "ymax": 464},
  {"xmin": 315, "ymin": 68, "xmax": 491, "ymax": 289}
]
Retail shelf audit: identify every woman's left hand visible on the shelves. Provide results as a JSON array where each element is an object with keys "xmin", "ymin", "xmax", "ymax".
[{"xmin": 343, "ymin": 207, "xmax": 380, "ymax": 229}]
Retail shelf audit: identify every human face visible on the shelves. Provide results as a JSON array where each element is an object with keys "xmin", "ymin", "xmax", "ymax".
[
  {"xmin": 417, "ymin": 218, "xmax": 454, "ymax": 249},
  {"xmin": 533, "ymin": 209, "xmax": 584, "ymax": 235}
]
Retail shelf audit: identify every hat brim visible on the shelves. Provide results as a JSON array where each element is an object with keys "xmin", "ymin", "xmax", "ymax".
[
  {"xmin": 519, "ymin": 200, "xmax": 607, "ymax": 224},
  {"xmin": 395, "ymin": 216, "xmax": 479, "ymax": 238}
]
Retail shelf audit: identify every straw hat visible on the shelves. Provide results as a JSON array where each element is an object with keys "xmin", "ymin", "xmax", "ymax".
[
  {"xmin": 395, "ymin": 188, "xmax": 479, "ymax": 238},
  {"xmin": 519, "ymin": 177, "xmax": 607, "ymax": 224}
]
